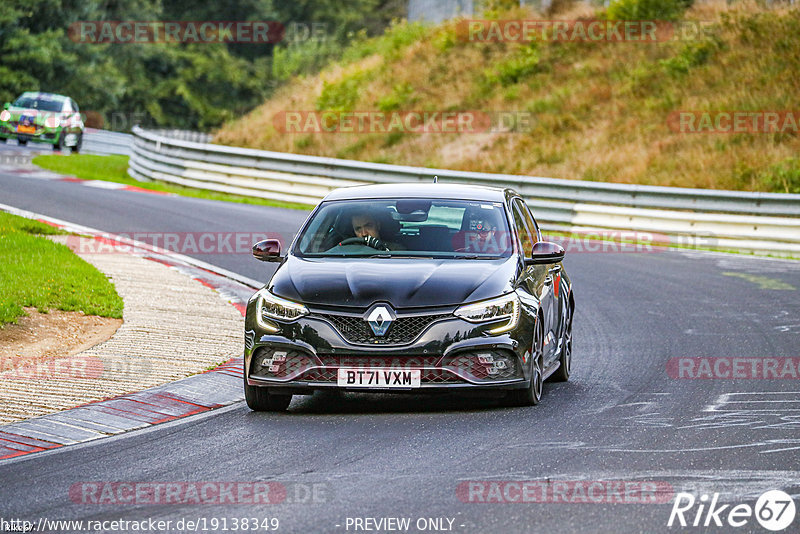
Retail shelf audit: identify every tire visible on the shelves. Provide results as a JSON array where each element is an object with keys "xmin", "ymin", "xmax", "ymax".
[
  {"xmin": 0, "ymin": 137, "xmax": 6, "ymax": 143},
  {"xmin": 244, "ymin": 375, "xmax": 292, "ymax": 412},
  {"xmin": 17, "ymin": 138, "xmax": 27, "ymax": 146},
  {"xmin": 53, "ymin": 133, "xmax": 64, "ymax": 151},
  {"xmin": 73, "ymin": 133, "xmax": 83, "ymax": 154},
  {"xmin": 505, "ymin": 316, "xmax": 544, "ymax": 407},
  {"xmin": 551, "ymin": 298, "xmax": 573, "ymax": 382}
]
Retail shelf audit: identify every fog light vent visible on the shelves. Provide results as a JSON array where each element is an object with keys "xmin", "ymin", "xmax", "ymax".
[
  {"xmin": 251, "ymin": 348, "xmax": 313, "ymax": 380},
  {"xmin": 443, "ymin": 350, "xmax": 520, "ymax": 381}
]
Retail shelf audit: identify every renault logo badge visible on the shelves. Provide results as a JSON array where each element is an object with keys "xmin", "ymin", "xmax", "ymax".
[{"xmin": 365, "ymin": 304, "xmax": 395, "ymax": 336}]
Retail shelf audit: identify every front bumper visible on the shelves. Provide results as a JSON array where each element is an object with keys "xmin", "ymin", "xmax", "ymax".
[
  {"xmin": 244, "ymin": 301, "xmax": 535, "ymax": 394},
  {"xmin": 0, "ymin": 127, "xmax": 61, "ymax": 144}
]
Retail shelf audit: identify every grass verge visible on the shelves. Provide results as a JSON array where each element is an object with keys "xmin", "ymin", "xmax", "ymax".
[
  {"xmin": 32, "ymin": 154, "xmax": 311, "ymax": 211},
  {"xmin": 0, "ymin": 211, "xmax": 124, "ymax": 326}
]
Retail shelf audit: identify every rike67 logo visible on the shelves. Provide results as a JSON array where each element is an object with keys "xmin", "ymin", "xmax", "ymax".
[{"xmin": 668, "ymin": 490, "xmax": 796, "ymax": 531}]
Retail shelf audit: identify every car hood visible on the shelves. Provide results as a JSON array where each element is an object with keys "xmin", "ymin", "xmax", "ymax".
[{"xmin": 269, "ymin": 255, "xmax": 518, "ymax": 308}]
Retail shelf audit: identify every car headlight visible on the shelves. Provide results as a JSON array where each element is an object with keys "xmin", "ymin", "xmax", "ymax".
[
  {"xmin": 454, "ymin": 293, "xmax": 520, "ymax": 334},
  {"xmin": 0, "ymin": 110, "xmax": 10, "ymax": 122},
  {"xmin": 44, "ymin": 116, "xmax": 61, "ymax": 129},
  {"xmin": 255, "ymin": 289, "xmax": 309, "ymax": 332}
]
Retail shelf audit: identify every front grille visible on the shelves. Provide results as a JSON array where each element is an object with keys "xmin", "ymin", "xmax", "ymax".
[
  {"xmin": 301, "ymin": 369, "xmax": 338, "ymax": 382},
  {"xmin": 420, "ymin": 370, "xmax": 464, "ymax": 383},
  {"xmin": 316, "ymin": 313, "xmax": 451, "ymax": 345},
  {"xmin": 317, "ymin": 355, "xmax": 440, "ymax": 367}
]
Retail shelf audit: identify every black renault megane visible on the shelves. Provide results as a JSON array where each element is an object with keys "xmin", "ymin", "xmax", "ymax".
[{"xmin": 244, "ymin": 183, "xmax": 574, "ymax": 411}]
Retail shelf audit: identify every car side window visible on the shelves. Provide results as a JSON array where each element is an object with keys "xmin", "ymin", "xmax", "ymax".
[
  {"xmin": 520, "ymin": 202, "xmax": 541, "ymax": 243},
  {"xmin": 511, "ymin": 200, "xmax": 535, "ymax": 258},
  {"xmin": 70, "ymin": 99, "xmax": 79, "ymax": 113},
  {"xmin": 62, "ymin": 100, "xmax": 72, "ymax": 113}
]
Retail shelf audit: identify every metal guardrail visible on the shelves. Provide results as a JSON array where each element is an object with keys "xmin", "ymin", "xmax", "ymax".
[
  {"xmin": 148, "ymin": 129, "xmax": 213, "ymax": 144},
  {"xmin": 83, "ymin": 128, "xmax": 133, "ymax": 156},
  {"xmin": 82, "ymin": 129, "xmax": 209, "ymax": 156},
  {"xmin": 129, "ymin": 126, "xmax": 800, "ymax": 255}
]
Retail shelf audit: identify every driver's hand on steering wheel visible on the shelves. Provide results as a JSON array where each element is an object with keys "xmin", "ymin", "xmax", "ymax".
[
  {"xmin": 364, "ymin": 236, "xmax": 389, "ymax": 250},
  {"xmin": 338, "ymin": 235, "xmax": 391, "ymax": 251},
  {"xmin": 338, "ymin": 236, "xmax": 390, "ymax": 251}
]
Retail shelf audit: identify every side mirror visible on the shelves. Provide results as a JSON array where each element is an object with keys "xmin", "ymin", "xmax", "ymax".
[
  {"xmin": 252, "ymin": 239, "xmax": 282, "ymax": 262},
  {"xmin": 525, "ymin": 241, "xmax": 565, "ymax": 265}
]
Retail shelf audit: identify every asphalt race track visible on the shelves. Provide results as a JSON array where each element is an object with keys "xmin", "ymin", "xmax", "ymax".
[{"xmin": 1, "ymin": 160, "xmax": 799, "ymax": 533}]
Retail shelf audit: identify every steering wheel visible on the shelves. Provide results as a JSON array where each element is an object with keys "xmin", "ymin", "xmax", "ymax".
[{"xmin": 339, "ymin": 236, "xmax": 389, "ymax": 251}]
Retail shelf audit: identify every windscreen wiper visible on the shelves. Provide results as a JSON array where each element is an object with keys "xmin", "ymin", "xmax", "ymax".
[{"xmin": 367, "ymin": 254, "xmax": 435, "ymax": 259}]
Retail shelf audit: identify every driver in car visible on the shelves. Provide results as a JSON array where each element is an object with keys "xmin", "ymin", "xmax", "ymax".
[{"xmin": 347, "ymin": 209, "xmax": 405, "ymax": 251}]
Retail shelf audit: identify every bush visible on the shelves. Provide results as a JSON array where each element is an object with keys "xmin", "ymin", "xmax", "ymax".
[
  {"xmin": 661, "ymin": 39, "xmax": 719, "ymax": 76},
  {"xmin": 607, "ymin": 0, "xmax": 693, "ymax": 21},
  {"xmin": 272, "ymin": 39, "xmax": 345, "ymax": 82},
  {"xmin": 485, "ymin": 45, "xmax": 541, "ymax": 87},
  {"xmin": 764, "ymin": 159, "xmax": 800, "ymax": 193},
  {"xmin": 316, "ymin": 70, "xmax": 373, "ymax": 112},
  {"xmin": 377, "ymin": 83, "xmax": 415, "ymax": 111}
]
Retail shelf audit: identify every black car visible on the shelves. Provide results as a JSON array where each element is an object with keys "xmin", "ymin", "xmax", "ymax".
[{"xmin": 244, "ymin": 184, "xmax": 574, "ymax": 411}]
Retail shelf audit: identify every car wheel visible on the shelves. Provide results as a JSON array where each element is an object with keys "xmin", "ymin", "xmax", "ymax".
[
  {"xmin": 0, "ymin": 137, "xmax": 6, "ymax": 143},
  {"xmin": 73, "ymin": 133, "xmax": 83, "ymax": 154},
  {"xmin": 505, "ymin": 316, "xmax": 544, "ymax": 407},
  {"xmin": 17, "ymin": 138, "xmax": 27, "ymax": 146},
  {"xmin": 53, "ymin": 133, "xmax": 64, "ymax": 151},
  {"xmin": 244, "ymin": 376, "xmax": 292, "ymax": 412},
  {"xmin": 551, "ymin": 299, "xmax": 573, "ymax": 382}
]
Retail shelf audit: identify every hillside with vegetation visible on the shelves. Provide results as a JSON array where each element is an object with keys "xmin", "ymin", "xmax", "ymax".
[{"xmin": 214, "ymin": 0, "xmax": 800, "ymax": 193}]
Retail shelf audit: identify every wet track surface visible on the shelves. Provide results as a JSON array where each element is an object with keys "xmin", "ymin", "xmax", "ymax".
[{"xmin": 1, "ymin": 159, "xmax": 799, "ymax": 533}]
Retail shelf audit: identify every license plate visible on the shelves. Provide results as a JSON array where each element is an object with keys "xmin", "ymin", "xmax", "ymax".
[
  {"xmin": 337, "ymin": 368, "xmax": 421, "ymax": 388},
  {"xmin": 17, "ymin": 125, "xmax": 35, "ymax": 134}
]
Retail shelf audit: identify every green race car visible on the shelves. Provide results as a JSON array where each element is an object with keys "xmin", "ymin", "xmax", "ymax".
[{"xmin": 0, "ymin": 92, "xmax": 84, "ymax": 152}]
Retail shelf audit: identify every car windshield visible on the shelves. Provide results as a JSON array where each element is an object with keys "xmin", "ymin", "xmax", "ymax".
[
  {"xmin": 12, "ymin": 95, "xmax": 64, "ymax": 112},
  {"xmin": 295, "ymin": 198, "xmax": 513, "ymax": 258}
]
